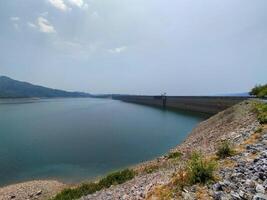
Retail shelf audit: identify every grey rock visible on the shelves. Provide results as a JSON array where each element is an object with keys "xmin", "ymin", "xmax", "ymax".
[
  {"xmin": 231, "ymin": 191, "xmax": 241, "ymax": 199},
  {"xmin": 253, "ymin": 193, "xmax": 267, "ymax": 200},
  {"xmin": 213, "ymin": 183, "xmax": 223, "ymax": 191},
  {"xmin": 181, "ymin": 192, "xmax": 194, "ymax": 200},
  {"xmin": 256, "ymin": 184, "xmax": 265, "ymax": 194},
  {"xmin": 213, "ymin": 191, "xmax": 223, "ymax": 200}
]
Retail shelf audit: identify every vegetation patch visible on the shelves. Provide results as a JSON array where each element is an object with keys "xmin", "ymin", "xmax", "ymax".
[
  {"xmin": 255, "ymin": 127, "xmax": 263, "ymax": 133},
  {"xmin": 253, "ymin": 102, "xmax": 267, "ymax": 124},
  {"xmin": 186, "ymin": 152, "xmax": 216, "ymax": 185},
  {"xmin": 171, "ymin": 153, "xmax": 217, "ymax": 189},
  {"xmin": 98, "ymin": 169, "xmax": 135, "ymax": 187},
  {"xmin": 216, "ymin": 141, "xmax": 235, "ymax": 159},
  {"xmin": 150, "ymin": 153, "xmax": 217, "ymax": 199},
  {"xmin": 52, "ymin": 169, "xmax": 135, "ymax": 200},
  {"xmin": 167, "ymin": 151, "xmax": 182, "ymax": 159},
  {"xmin": 250, "ymin": 84, "xmax": 267, "ymax": 98},
  {"xmin": 144, "ymin": 164, "xmax": 160, "ymax": 174}
]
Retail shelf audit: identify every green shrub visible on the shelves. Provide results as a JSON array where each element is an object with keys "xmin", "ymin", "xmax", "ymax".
[
  {"xmin": 258, "ymin": 88, "xmax": 267, "ymax": 98},
  {"xmin": 216, "ymin": 141, "xmax": 235, "ymax": 159},
  {"xmin": 99, "ymin": 169, "xmax": 135, "ymax": 187},
  {"xmin": 52, "ymin": 169, "xmax": 135, "ymax": 200},
  {"xmin": 254, "ymin": 102, "xmax": 267, "ymax": 124},
  {"xmin": 186, "ymin": 152, "xmax": 216, "ymax": 184},
  {"xmin": 52, "ymin": 183, "xmax": 102, "ymax": 200},
  {"xmin": 250, "ymin": 84, "xmax": 267, "ymax": 98},
  {"xmin": 167, "ymin": 151, "xmax": 182, "ymax": 159}
]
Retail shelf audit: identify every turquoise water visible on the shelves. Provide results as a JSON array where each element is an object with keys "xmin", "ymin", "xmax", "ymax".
[{"xmin": 0, "ymin": 98, "xmax": 207, "ymax": 186}]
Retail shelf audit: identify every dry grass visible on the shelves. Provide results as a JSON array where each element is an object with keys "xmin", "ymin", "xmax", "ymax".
[
  {"xmin": 244, "ymin": 133, "xmax": 261, "ymax": 145},
  {"xmin": 234, "ymin": 126, "xmax": 264, "ymax": 154},
  {"xmin": 195, "ymin": 186, "xmax": 213, "ymax": 200},
  {"xmin": 146, "ymin": 185, "xmax": 173, "ymax": 200},
  {"xmin": 146, "ymin": 166, "xmax": 188, "ymax": 200},
  {"xmin": 219, "ymin": 159, "xmax": 236, "ymax": 169},
  {"xmin": 143, "ymin": 164, "xmax": 160, "ymax": 174},
  {"xmin": 240, "ymin": 134, "xmax": 260, "ymax": 151},
  {"xmin": 171, "ymin": 169, "xmax": 189, "ymax": 190}
]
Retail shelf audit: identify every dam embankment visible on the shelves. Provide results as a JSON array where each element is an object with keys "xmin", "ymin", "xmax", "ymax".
[{"xmin": 112, "ymin": 95, "xmax": 250, "ymax": 114}]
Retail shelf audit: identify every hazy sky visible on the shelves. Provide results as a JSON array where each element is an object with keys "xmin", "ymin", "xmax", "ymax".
[{"xmin": 0, "ymin": 0, "xmax": 266, "ymax": 95}]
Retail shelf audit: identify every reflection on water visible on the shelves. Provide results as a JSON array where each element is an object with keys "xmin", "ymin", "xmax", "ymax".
[{"xmin": 0, "ymin": 98, "xmax": 207, "ymax": 186}]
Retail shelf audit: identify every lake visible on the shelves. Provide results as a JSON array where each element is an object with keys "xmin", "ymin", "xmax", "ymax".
[{"xmin": 0, "ymin": 98, "xmax": 207, "ymax": 186}]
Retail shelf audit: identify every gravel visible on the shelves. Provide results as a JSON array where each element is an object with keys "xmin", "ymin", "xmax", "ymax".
[{"xmin": 0, "ymin": 180, "xmax": 65, "ymax": 200}]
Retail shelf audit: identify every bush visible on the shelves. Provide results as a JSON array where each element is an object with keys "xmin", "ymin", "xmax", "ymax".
[
  {"xmin": 216, "ymin": 141, "xmax": 235, "ymax": 159},
  {"xmin": 52, "ymin": 183, "xmax": 102, "ymax": 200},
  {"xmin": 254, "ymin": 102, "xmax": 267, "ymax": 124},
  {"xmin": 99, "ymin": 169, "xmax": 135, "ymax": 187},
  {"xmin": 167, "ymin": 151, "xmax": 182, "ymax": 159},
  {"xmin": 250, "ymin": 84, "xmax": 267, "ymax": 98},
  {"xmin": 186, "ymin": 152, "xmax": 216, "ymax": 184},
  {"xmin": 52, "ymin": 169, "xmax": 135, "ymax": 200}
]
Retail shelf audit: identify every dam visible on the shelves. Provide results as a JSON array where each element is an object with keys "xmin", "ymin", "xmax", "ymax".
[{"xmin": 112, "ymin": 95, "xmax": 250, "ymax": 114}]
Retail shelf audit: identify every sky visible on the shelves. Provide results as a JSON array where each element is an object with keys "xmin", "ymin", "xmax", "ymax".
[{"xmin": 0, "ymin": 0, "xmax": 266, "ymax": 95}]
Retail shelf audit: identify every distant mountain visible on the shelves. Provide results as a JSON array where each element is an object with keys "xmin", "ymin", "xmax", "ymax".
[
  {"xmin": 226, "ymin": 92, "xmax": 251, "ymax": 97},
  {"xmin": 0, "ymin": 76, "xmax": 91, "ymax": 98},
  {"xmin": 214, "ymin": 92, "xmax": 251, "ymax": 97}
]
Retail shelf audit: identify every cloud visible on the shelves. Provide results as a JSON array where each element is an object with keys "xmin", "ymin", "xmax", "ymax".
[
  {"xmin": 10, "ymin": 17, "xmax": 20, "ymax": 30},
  {"xmin": 27, "ymin": 22, "xmax": 37, "ymax": 28},
  {"xmin": 68, "ymin": 0, "xmax": 88, "ymax": 9},
  {"xmin": 68, "ymin": 0, "xmax": 82, "ymax": 7},
  {"xmin": 108, "ymin": 46, "xmax": 127, "ymax": 54},
  {"xmin": 37, "ymin": 17, "xmax": 56, "ymax": 33},
  {"xmin": 10, "ymin": 17, "xmax": 20, "ymax": 21},
  {"xmin": 48, "ymin": 0, "xmax": 69, "ymax": 11},
  {"xmin": 48, "ymin": 0, "xmax": 88, "ymax": 11}
]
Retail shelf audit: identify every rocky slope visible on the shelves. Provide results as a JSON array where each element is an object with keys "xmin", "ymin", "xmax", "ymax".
[{"xmin": 174, "ymin": 100, "xmax": 259, "ymax": 155}]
